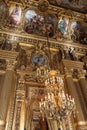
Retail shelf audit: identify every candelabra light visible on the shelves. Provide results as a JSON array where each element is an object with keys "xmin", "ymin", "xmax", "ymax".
[{"xmin": 39, "ymin": 70, "xmax": 76, "ymax": 124}]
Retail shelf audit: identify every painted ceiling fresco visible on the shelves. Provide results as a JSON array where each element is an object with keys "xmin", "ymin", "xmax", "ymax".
[
  {"xmin": 24, "ymin": 9, "xmax": 87, "ymax": 44},
  {"xmin": 0, "ymin": 0, "xmax": 87, "ymax": 45}
]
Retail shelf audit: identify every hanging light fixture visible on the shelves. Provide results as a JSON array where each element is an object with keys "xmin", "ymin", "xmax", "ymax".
[
  {"xmin": 36, "ymin": 0, "xmax": 76, "ymax": 124},
  {"xmin": 39, "ymin": 70, "xmax": 76, "ymax": 124}
]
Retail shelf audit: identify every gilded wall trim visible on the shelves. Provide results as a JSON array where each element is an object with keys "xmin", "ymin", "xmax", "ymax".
[
  {"xmin": 0, "ymin": 50, "xmax": 19, "ymax": 61},
  {"xmin": 0, "ymin": 31, "xmax": 87, "ymax": 55},
  {"xmin": 6, "ymin": 0, "xmax": 87, "ymax": 21}
]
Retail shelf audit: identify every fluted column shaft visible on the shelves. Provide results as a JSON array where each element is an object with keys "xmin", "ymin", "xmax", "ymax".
[
  {"xmin": 64, "ymin": 69, "xmax": 87, "ymax": 130},
  {"xmin": 12, "ymin": 72, "xmax": 26, "ymax": 130},
  {"xmin": 46, "ymin": 119, "xmax": 52, "ymax": 130},
  {"xmin": 65, "ymin": 75, "xmax": 85, "ymax": 121},
  {"xmin": 74, "ymin": 81, "xmax": 87, "ymax": 120},
  {"xmin": 47, "ymin": 120, "xmax": 58, "ymax": 130},
  {"xmin": 0, "ymin": 60, "xmax": 16, "ymax": 130},
  {"xmin": 78, "ymin": 70, "xmax": 87, "ymax": 107}
]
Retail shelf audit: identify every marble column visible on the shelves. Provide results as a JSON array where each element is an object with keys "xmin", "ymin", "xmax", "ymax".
[
  {"xmin": 0, "ymin": 60, "xmax": 16, "ymax": 130},
  {"xmin": 64, "ymin": 67, "xmax": 87, "ymax": 130},
  {"xmin": 74, "ymin": 81, "xmax": 87, "ymax": 120},
  {"xmin": 77, "ymin": 69, "xmax": 87, "ymax": 108},
  {"xmin": 48, "ymin": 120, "xmax": 58, "ymax": 130},
  {"xmin": 46, "ymin": 119, "xmax": 52, "ymax": 130}
]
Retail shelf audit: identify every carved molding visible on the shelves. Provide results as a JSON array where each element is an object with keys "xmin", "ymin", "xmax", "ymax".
[
  {"xmin": 0, "ymin": 50, "xmax": 19, "ymax": 61},
  {"xmin": 13, "ymin": 74, "xmax": 26, "ymax": 130},
  {"xmin": 0, "ymin": 31, "xmax": 87, "ymax": 56},
  {"xmin": 14, "ymin": 101, "xmax": 22, "ymax": 130},
  {"xmin": 75, "ymin": 121, "xmax": 87, "ymax": 129},
  {"xmin": 6, "ymin": 60, "xmax": 17, "ymax": 70},
  {"xmin": 62, "ymin": 59, "xmax": 84, "ymax": 78},
  {"xmin": 62, "ymin": 59, "xmax": 84, "ymax": 70}
]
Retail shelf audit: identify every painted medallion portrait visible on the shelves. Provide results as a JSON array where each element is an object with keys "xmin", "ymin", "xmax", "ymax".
[{"xmin": 9, "ymin": 3, "xmax": 21, "ymax": 25}]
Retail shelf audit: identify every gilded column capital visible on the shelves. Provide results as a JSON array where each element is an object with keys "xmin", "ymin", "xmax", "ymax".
[
  {"xmin": 77, "ymin": 69, "xmax": 85, "ymax": 79},
  {"xmin": 64, "ymin": 67, "xmax": 72, "ymax": 77},
  {"xmin": 6, "ymin": 60, "xmax": 17, "ymax": 71},
  {"xmin": 76, "ymin": 121, "xmax": 87, "ymax": 129}
]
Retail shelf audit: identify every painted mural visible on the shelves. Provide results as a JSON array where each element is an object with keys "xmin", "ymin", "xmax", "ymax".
[
  {"xmin": 9, "ymin": 3, "xmax": 21, "ymax": 25},
  {"xmin": 57, "ymin": 17, "xmax": 68, "ymax": 38},
  {"xmin": 0, "ymin": 0, "xmax": 86, "ymax": 45},
  {"xmin": 71, "ymin": 21, "xmax": 87, "ymax": 44},
  {"xmin": 24, "ymin": 9, "xmax": 87, "ymax": 44},
  {"xmin": 24, "ymin": 10, "xmax": 56, "ymax": 38}
]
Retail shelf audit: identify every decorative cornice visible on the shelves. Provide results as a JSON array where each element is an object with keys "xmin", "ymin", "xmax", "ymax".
[
  {"xmin": 0, "ymin": 31, "xmax": 87, "ymax": 55},
  {"xmin": 62, "ymin": 59, "xmax": 84, "ymax": 70},
  {"xmin": 77, "ymin": 121, "xmax": 87, "ymax": 125},
  {"xmin": 7, "ymin": 0, "xmax": 87, "ymax": 20},
  {"xmin": 75, "ymin": 121, "xmax": 87, "ymax": 128},
  {"xmin": 0, "ymin": 50, "xmax": 19, "ymax": 61}
]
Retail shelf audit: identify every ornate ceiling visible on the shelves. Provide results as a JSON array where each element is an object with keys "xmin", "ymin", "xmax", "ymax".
[
  {"xmin": 4, "ymin": 0, "xmax": 87, "ymax": 13},
  {"xmin": 33, "ymin": 0, "xmax": 87, "ymax": 13},
  {"xmin": 48, "ymin": 0, "xmax": 87, "ymax": 13}
]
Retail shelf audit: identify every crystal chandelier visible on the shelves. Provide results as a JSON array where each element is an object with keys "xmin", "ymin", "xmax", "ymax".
[
  {"xmin": 37, "ymin": 0, "xmax": 76, "ymax": 123},
  {"xmin": 39, "ymin": 70, "xmax": 76, "ymax": 124}
]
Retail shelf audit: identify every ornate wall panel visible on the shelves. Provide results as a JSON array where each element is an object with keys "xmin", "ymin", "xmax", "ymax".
[{"xmin": 0, "ymin": 0, "xmax": 87, "ymax": 130}]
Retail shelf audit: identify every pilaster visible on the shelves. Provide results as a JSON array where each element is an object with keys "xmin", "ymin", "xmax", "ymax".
[
  {"xmin": 77, "ymin": 69, "xmax": 87, "ymax": 108},
  {"xmin": 12, "ymin": 72, "xmax": 26, "ymax": 130},
  {"xmin": 62, "ymin": 60, "xmax": 87, "ymax": 130},
  {"xmin": 0, "ymin": 60, "xmax": 17, "ymax": 130}
]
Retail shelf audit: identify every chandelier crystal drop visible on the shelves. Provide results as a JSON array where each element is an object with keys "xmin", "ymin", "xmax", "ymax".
[{"xmin": 39, "ymin": 70, "xmax": 76, "ymax": 124}]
